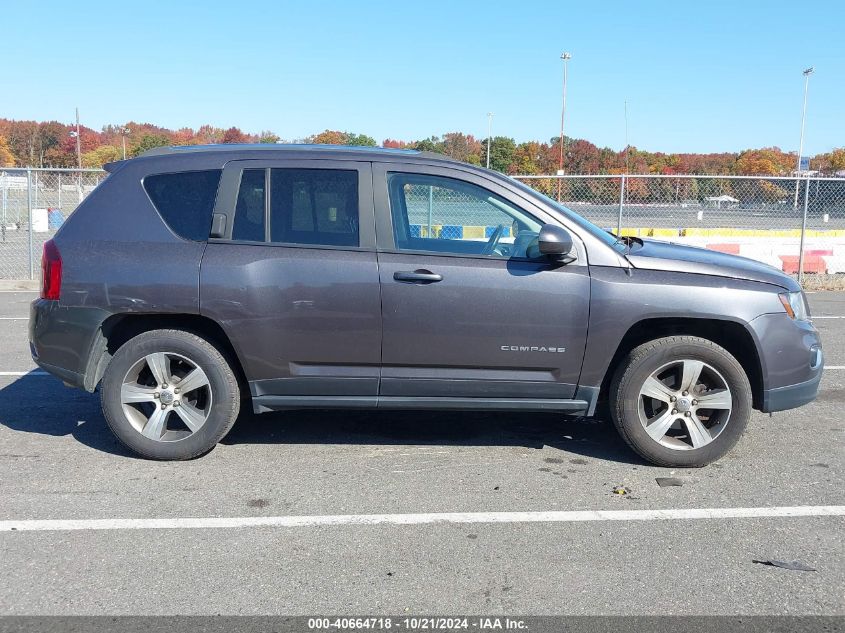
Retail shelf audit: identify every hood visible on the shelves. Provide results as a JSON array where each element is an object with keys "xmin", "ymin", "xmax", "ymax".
[{"xmin": 625, "ymin": 238, "xmax": 800, "ymax": 291}]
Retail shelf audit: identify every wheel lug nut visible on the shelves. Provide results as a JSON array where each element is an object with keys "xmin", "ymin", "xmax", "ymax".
[
  {"xmin": 692, "ymin": 399, "xmax": 698, "ymax": 405},
  {"xmin": 154, "ymin": 392, "xmax": 160, "ymax": 399},
  {"xmin": 173, "ymin": 401, "xmax": 180, "ymax": 407},
  {"xmin": 684, "ymin": 411, "xmax": 691, "ymax": 417},
  {"xmin": 174, "ymin": 388, "xmax": 180, "ymax": 394},
  {"xmin": 672, "ymin": 409, "xmax": 678, "ymax": 414},
  {"xmin": 160, "ymin": 404, "xmax": 167, "ymax": 410},
  {"xmin": 162, "ymin": 383, "xmax": 168, "ymax": 389},
  {"xmin": 670, "ymin": 396, "xmax": 676, "ymax": 402},
  {"xmin": 682, "ymin": 391, "xmax": 688, "ymax": 396}
]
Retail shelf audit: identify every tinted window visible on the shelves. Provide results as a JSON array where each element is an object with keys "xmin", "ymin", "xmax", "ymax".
[
  {"xmin": 232, "ymin": 169, "xmax": 267, "ymax": 242},
  {"xmin": 387, "ymin": 173, "xmax": 542, "ymax": 259},
  {"xmin": 143, "ymin": 170, "xmax": 221, "ymax": 241},
  {"xmin": 270, "ymin": 169, "xmax": 358, "ymax": 246}
]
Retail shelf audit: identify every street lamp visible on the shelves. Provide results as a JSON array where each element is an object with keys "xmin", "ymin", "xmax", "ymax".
[
  {"xmin": 68, "ymin": 131, "xmax": 81, "ymax": 168},
  {"xmin": 793, "ymin": 66, "xmax": 814, "ymax": 209},
  {"xmin": 69, "ymin": 107, "xmax": 82, "ymax": 169},
  {"xmin": 120, "ymin": 127, "xmax": 130, "ymax": 160},
  {"xmin": 486, "ymin": 112, "xmax": 493, "ymax": 169},
  {"xmin": 558, "ymin": 52, "xmax": 572, "ymax": 201}
]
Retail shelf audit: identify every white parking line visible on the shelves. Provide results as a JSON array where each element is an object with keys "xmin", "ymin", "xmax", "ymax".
[
  {"xmin": 0, "ymin": 317, "xmax": 26, "ymax": 320},
  {"xmin": 0, "ymin": 371, "xmax": 48, "ymax": 376},
  {"xmin": 2, "ymin": 505, "xmax": 843, "ymax": 532},
  {"xmin": 814, "ymin": 316, "xmax": 845, "ymax": 319}
]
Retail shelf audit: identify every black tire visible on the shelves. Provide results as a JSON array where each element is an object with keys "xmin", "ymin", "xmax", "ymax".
[
  {"xmin": 100, "ymin": 329, "xmax": 240, "ymax": 460},
  {"xmin": 609, "ymin": 336, "xmax": 752, "ymax": 467}
]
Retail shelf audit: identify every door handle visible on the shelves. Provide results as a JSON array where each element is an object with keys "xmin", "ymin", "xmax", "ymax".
[{"xmin": 393, "ymin": 269, "xmax": 443, "ymax": 284}]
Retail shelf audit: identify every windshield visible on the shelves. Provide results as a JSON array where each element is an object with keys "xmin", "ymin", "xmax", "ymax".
[{"xmin": 507, "ymin": 177, "xmax": 625, "ymax": 251}]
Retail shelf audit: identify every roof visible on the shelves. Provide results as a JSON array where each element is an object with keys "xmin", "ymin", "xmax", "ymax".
[
  {"xmin": 138, "ymin": 143, "xmax": 436, "ymax": 160},
  {"xmin": 101, "ymin": 143, "xmax": 468, "ymax": 175}
]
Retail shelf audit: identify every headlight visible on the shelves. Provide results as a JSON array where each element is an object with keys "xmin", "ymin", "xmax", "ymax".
[{"xmin": 779, "ymin": 291, "xmax": 810, "ymax": 320}]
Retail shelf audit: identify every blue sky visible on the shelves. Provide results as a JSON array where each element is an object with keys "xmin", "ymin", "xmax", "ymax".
[{"xmin": 3, "ymin": 0, "xmax": 843, "ymax": 155}]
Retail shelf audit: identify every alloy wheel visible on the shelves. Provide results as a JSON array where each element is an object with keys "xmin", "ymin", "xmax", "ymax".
[
  {"xmin": 637, "ymin": 359, "xmax": 732, "ymax": 451},
  {"xmin": 120, "ymin": 352, "xmax": 212, "ymax": 442}
]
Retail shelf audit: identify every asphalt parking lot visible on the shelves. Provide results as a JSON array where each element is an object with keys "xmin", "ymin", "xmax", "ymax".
[{"xmin": 0, "ymin": 290, "xmax": 843, "ymax": 616}]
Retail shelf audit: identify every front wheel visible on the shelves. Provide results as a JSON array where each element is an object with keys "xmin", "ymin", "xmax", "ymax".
[
  {"xmin": 610, "ymin": 336, "xmax": 752, "ymax": 467},
  {"xmin": 100, "ymin": 329, "xmax": 240, "ymax": 460}
]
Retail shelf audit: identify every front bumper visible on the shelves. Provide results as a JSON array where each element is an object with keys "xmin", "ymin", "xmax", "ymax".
[
  {"xmin": 750, "ymin": 312, "xmax": 823, "ymax": 413},
  {"xmin": 762, "ymin": 370, "xmax": 823, "ymax": 413}
]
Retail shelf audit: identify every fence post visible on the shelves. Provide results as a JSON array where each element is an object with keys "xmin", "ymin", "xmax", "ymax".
[
  {"xmin": 27, "ymin": 168, "xmax": 34, "ymax": 280},
  {"xmin": 797, "ymin": 176, "xmax": 810, "ymax": 285},
  {"xmin": 427, "ymin": 185, "xmax": 433, "ymax": 237},
  {"xmin": 617, "ymin": 174, "xmax": 626, "ymax": 236},
  {"xmin": 1, "ymin": 171, "xmax": 6, "ymax": 244},
  {"xmin": 57, "ymin": 172, "xmax": 62, "ymax": 210}
]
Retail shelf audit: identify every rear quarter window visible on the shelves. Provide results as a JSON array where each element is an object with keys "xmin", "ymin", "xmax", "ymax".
[{"xmin": 143, "ymin": 170, "xmax": 222, "ymax": 241}]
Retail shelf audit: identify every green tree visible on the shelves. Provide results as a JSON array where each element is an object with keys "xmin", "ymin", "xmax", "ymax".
[
  {"xmin": 480, "ymin": 136, "xmax": 516, "ymax": 173},
  {"xmin": 258, "ymin": 131, "xmax": 281, "ymax": 144},
  {"xmin": 412, "ymin": 136, "xmax": 445, "ymax": 153},
  {"xmin": 130, "ymin": 134, "xmax": 170, "ymax": 157},
  {"xmin": 344, "ymin": 133, "xmax": 377, "ymax": 147}
]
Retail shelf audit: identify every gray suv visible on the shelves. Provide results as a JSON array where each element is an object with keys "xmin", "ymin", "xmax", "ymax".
[{"xmin": 29, "ymin": 145, "xmax": 823, "ymax": 466}]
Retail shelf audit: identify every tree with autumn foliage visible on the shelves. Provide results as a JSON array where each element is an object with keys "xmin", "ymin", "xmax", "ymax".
[
  {"xmin": 222, "ymin": 127, "xmax": 251, "ymax": 144},
  {"xmin": 0, "ymin": 136, "xmax": 14, "ymax": 167},
  {"xmin": 815, "ymin": 148, "xmax": 845, "ymax": 174},
  {"xmin": 734, "ymin": 147, "xmax": 795, "ymax": 176},
  {"xmin": 82, "ymin": 145, "xmax": 121, "ymax": 167},
  {"xmin": 0, "ymin": 117, "xmax": 841, "ymax": 177}
]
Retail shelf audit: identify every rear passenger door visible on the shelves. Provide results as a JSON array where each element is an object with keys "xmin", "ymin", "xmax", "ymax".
[{"xmin": 200, "ymin": 160, "xmax": 382, "ymax": 405}]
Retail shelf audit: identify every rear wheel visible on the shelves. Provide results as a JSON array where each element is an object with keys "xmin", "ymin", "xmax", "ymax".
[
  {"xmin": 610, "ymin": 336, "xmax": 752, "ymax": 467},
  {"xmin": 101, "ymin": 329, "xmax": 240, "ymax": 460}
]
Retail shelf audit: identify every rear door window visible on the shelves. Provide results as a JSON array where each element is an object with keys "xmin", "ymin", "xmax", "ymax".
[
  {"xmin": 143, "ymin": 170, "xmax": 221, "ymax": 241},
  {"xmin": 270, "ymin": 169, "xmax": 359, "ymax": 246},
  {"xmin": 232, "ymin": 169, "xmax": 267, "ymax": 242}
]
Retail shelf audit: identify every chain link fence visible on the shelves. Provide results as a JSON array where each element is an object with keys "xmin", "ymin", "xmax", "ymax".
[
  {"xmin": 2, "ymin": 169, "xmax": 844, "ymax": 287},
  {"xmin": 0, "ymin": 168, "xmax": 107, "ymax": 280},
  {"xmin": 515, "ymin": 174, "xmax": 845, "ymax": 287}
]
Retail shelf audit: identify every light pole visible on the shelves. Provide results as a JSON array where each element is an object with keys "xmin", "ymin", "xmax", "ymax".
[
  {"xmin": 793, "ymin": 66, "xmax": 814, "ymax": 209},
  {"xmin": 120, "ymin": 127, "xmax": 130, "ymax": 160},
  {"xmin": 558, "ymin": 52, "xmax": 572, "ymax": 201},
  {"xmin": 71, "ymin": 107, "xmax": 82, "ymax": 169},
  {"xmin": 486, "ymin": 112, "xmax": 493, "ymax": 169},
  {"xmin": 68, "ymin": 108, "xmax": 83, "ymax": 203}
]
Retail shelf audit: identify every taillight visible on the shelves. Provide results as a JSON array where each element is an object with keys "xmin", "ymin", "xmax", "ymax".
[{"xmin": 40, "ymin": 239, "xmax": 62, "ymax": 301}]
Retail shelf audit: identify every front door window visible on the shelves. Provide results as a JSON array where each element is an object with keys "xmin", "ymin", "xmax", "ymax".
[{"xmin": 387, "ymin": 173, "xmax": 543, "ymax": 259}]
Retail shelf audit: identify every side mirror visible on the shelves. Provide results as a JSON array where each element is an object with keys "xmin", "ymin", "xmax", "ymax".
[{"xmin": 537, "ymin": 224, "xmax": 574, "ymax": 261}]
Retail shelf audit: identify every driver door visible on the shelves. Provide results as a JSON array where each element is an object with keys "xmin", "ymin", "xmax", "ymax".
[{"xmin": 374, "ymin": 163, "xmax": 591, "ymax": 401}]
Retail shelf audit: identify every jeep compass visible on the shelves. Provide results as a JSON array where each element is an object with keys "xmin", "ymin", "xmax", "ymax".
[{"xmin": 29, "ymin": 145, "xmax": 823, "ymax": 466}]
